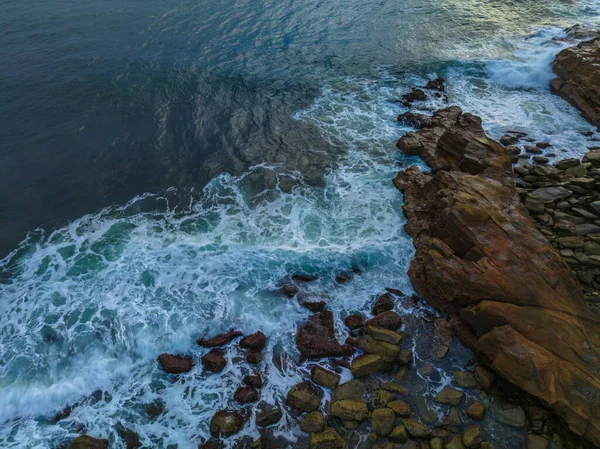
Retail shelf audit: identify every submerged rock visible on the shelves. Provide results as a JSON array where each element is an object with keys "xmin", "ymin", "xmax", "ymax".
[
  {"xmin": 394, "ymin": 106, "xmax": 600, "ymax": 445},
  {"xmin": 157, "ymin": 353, "xmax": 193, "ymax": 374},
  {"xmin": 68, "ymin": 436, "xmax": 109, "ymax": 449}
]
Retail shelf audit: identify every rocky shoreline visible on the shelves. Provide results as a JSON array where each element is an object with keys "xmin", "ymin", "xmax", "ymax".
[
  {"xmin": 395, "ymin": 105, "xmax": 600, "ymax": 447},
  {"xmin": 65, "ymin": 32, "xmax": 600, "ymax": 449},
  {"xmin": 551, "ymin": 36, "xmax": 600, "ymax": 130}
]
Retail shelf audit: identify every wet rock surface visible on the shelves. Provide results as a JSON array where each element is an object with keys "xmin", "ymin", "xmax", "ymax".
[
  {"xmin": 157, "ymin": 353, "xmax": 194, "ymax": 374},
  {"xmin": 394, "ymin": 106, "xmax": 600, "ymax": 445},
  {"xmin": 197, "ymin": 330, "xmax": 243, "ymax": 348},
  {"xmin": 551, "ymin": 37, "xmax": 600, "ymax": 129}
]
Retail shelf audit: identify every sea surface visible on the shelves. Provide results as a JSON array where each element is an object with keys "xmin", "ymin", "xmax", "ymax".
[{"xmin": 0, "ymin": 0, "xmax": 599, "ymax": 447}]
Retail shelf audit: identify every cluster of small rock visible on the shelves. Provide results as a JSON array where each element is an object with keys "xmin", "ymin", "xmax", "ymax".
[
  {"xmin": 511, "ymin": 139, "xmax": 600, "ymax": 314},
  {"xmin": 281, "ymin": 291, "xmax": 512, "ymax": 449}
]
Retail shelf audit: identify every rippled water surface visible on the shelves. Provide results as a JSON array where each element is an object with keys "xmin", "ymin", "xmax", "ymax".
[{"xmin": 0, "ymin": 0, "xmax": 599, "ymax": 447}]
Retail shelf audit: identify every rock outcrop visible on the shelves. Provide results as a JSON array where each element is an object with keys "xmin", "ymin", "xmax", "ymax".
[
  {"xmin": 551, "ymin": 37, "xmax": 600, "ymax": 129},
  {"xmin": 393, "ymin": 106, "xmax": 600, "ymax": 445}
]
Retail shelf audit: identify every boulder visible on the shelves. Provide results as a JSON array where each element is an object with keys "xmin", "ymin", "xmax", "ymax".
[
  {"xmin": 425, "ymin": 78, "xmax": 445, "ymax": 91},
  {"xmin": 401, "ymin": 88, "xmax": 427, "ymax": 106},
  {"xmin": 287, "ymin": 381, "xmax": 323, "ymax": 413},
  {"xmin": 243, "ymin": 374, "xmax": 263, "ymax": 389},
  {"xmin": 157, "ymin": 353, "xmax": 193, "ymax": 374},
  {"xmin": 297, "ymin": 293, "xmax": 327, "ymax": 312},
  {"xmin": 372, "ymin": 293, "xmax": 395, "ymax": 315},
  {"xmin": 551, "ymin": 37, "xmax": 600, "ymax": 129},
  {"xmin": 255, "ymin": 404, "xmax": 282, "ymax": 427},
  {"xmin": 344, "ymin": 314, "xmax": 365, "ymax": 330},
  {"xmin": 234, "ymin": 386, "xmax": 259, "ymax": 404},
  {"xmin": 389, "ymin": 425, "xmax": 409, "ymax": 443},
  {"xmin": 240, "ymin": 331, "xmax": 266, "ymax": 352},
  {"xmin": 350, "ymin": 354, "xmax": 390, "ymax": 377},
  {"xmin": 346, "ymin": 335, "xmax": 400, "ymax": 362},
  {"xmin": 454, "ymin": 371, "xmax": 477, "ymax": 388},
  {"xmin": 466, "ymin": 402, "xmax": 486, "ymax": 420},
  {"xmin": 68, "ymin": 436, "xmax": 109, "ymax": 449},
  {"xmin": 388, "ymin": 399, "xmax": 411, "ymax": 417},
  {"xmin": 435, "ymin": 386, "xmax": 464, "ymax": 406},
  {"xmin": 197, "ymin": 330, "xmax": 243, "ymax": 348},
  {"xmin": 333, "ymin": 380, "xmax": 365, "ymax": 401},
  {"xmin": 492, "ymin": 403, "xmax": 525, "ymax": 428},
  {"xmin": 366, "ymin": 311, "xmax": 402, "ymax": 331},
  {"xmin": 394, "ymin": 106, "xmax": 600, "ymax": 445},
  {"xmin": 371, "ymin": 408, "xmax": 395, "ymax": 437},
  {"xmin": 201, "ymin": 349, "xmax": 227, "ymax": 373},
  {"xmin": 366, "ymin": 325, "xmax": 402, "ymax": 345},
  {"xmin": 310, "ymin": 365, "xmax": 340, "ymax": 389},
  {"xmin": 462, "ymin": 425, "xmax": 484, "ymax": 448},
  {"xmin": 210, "ymin": 410, "xmax": 246, "ymax": 437},
  {"xmin": 372, "ymin": 389, "xmax": 393, "ymax": 408},
  {"xmin": 331, "ymin": 399, "xmax": 369, "ymax": 421},
  {"xmin": 310, "ymin": 428, "xmax": 344, "ymax": 449},
  {"xmin": 402, "ymin": 419, "xmax": 432, "ymax": 439},
  {"xmin": 296, "ymin": 311, "xmax": 354, "ymax": 358},
  {"xmin": 301, "ymin": 411, "xmax": 327, "ymax": 433}
]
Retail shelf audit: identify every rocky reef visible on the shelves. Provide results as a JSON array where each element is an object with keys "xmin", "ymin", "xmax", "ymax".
[
  {"xmin": 394, "ymin": 106, "xmax": 600, "ymax": 446},
  {"xmin": 551, "ymin": 36, "xmax": 600, "ymax": 130}
]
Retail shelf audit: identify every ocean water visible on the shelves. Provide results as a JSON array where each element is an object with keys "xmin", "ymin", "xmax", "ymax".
[{"xmin": 0, "ymin": 0, "xmax": 599, "ymax": 447}]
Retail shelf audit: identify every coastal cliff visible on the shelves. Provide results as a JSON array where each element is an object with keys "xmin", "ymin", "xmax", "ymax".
[
  {"xmin": 394, "ymin": 107, "xmax": 600, "ymax": 445},
  {"xmin": 551, "ymin": 36, "xmax": 600, "ymax": 130}
]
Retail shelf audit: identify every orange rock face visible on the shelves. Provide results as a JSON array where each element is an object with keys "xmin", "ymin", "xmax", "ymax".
[
  {"xmin": 394, "ymin": 106, "xmax": 600, "ymax": 445},
  {"xmin": 551, "ymin": 37, "xmax": 600, "ymax": 130}
]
